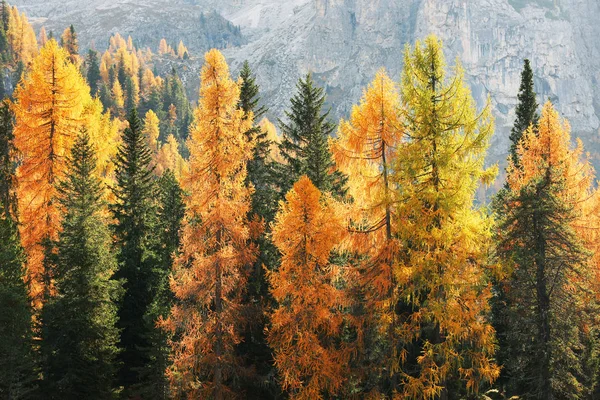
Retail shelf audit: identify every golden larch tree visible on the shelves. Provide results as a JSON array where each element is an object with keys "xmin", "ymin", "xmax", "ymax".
[
  {"xmin": 331, "ymin": 68, "xmax": 405, "ymax": 388},
  {"xmin": 155, "ymin": 134, "xmax": 188, "ymax": 180},
  {"xmin": 393, "ymin": 36, "xmax": 499, "ymax": 398},
  {"xmin": 164, "ymin": 49, "xmax": 255, "ymax": 400},
  {"xmin": 13, "ymin": 39, "xmax": 92, "ymax": 303},
  {"xmin": 7, "ymin": 6, "xmax": 37, "ymax": 64},
  {"xmin": 268, "ymin": 175, "xmax": 350, "ymax": 400},
  {"xmin": 142, "ymin": 109, "xmax": 160, "ymax": 153}
]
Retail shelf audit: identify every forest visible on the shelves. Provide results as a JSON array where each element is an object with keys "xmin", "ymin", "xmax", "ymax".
[{"xmin": 1, "ymin": 1, "xmax": 599, "ymax": 399}]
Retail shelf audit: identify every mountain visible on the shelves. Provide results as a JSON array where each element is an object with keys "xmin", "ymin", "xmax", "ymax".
[{"xmin": 13, "ymin": 0, "xmax": 600, "ymax": 169}]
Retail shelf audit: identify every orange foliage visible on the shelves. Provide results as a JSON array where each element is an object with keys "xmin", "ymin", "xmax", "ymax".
[
  {"xmin": 13, "ymin": 39, "xmax": 92, "ymax": 303},
  {"xmin": 164, "ymin": 49, "xmax": 255, "ymax": 399},
  {"xmin": 268, "ymin": 176, "xmax": 349, "ymax": 400}
]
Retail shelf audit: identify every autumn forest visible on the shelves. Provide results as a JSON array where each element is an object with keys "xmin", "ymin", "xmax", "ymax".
[{"xmin": 1, "ymin": 1, "xmax": 599, "ymax": 400}]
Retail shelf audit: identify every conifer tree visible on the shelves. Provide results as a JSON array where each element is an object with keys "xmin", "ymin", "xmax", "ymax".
[
  {"xmin": 13, "ymin": 39, "xmax": 92, "ymax": 304},
  {"xmin": 135, "ymin": 170, "xmax": 184, "ymax": 400},
  {"xmin": 86, "ymin": 49, "xmax": 101, "ymax": 95},
  {"xmin": 110, "ymin": 108, "xmax": 159, "ymax": 392},
  {"xmin": 331, "ymin": 69, "xmax": 404, "ymax": 392},
  {"xmin": 495, "ymin": 102, "xmax": 599, "ymax": 399},
  {"xmin": 164, "ymin": 49, "xmax": 255, "ymax": 400},
  {"xmin": 236, "ymin": 60, "xmax": 279, "ymax": 396},
  {"xmin": 41, "ymin": 131, "xmax": 122, "ymax": 399},
  {"xmin": 509, "ymin": 59, "xmax": 538, "ymax": 168},
  {"xmin": 277, "ymin": 73, "xmax": 346, "ymax": 197},
  {"xmin": 0, "ymin": 99, "xmax": 36, "ymax": 400},
  {"xmin": 60, "ymin": 25, "xmax": 79, "ymax": 66},
  {"xmin": 268, "ymin": 176, "xmax": 349, "ymax": 399},
  {"xmin": 393, "ymin": 36, "xmax": 499, "ymax": 398}
]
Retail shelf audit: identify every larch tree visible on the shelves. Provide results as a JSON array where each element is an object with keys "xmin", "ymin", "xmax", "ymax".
[
  {"xmin": 0, "ymin": 99, "xmax": 36, "ymax": 400},
  {"xmin": 276, "ymin": 73, "xmax": 346, "ymax": 197},
  {"xmin": 268, "ymin": 176, "xmax": 349, "ymax": 400},
  {"xmin": 41, "ymin": 131, "xmax": 122, "ymax": 399},
  {"xmin": 394, "ymin": 36, "xmax": 499, "ymax": 398},
  {"xmin": 143, "ymin": 109, "xmax": 160, "ymax": 153},
  {"xmin": 13, "ymin": 39, "xmax": 92, "ymax": 304},
  {"xmin": 60, "ymin": 25, "xmax": 79, "ymax": 66},
  {"xmin": 331, "ymin": 69, "xmax": 404, "ymax": 392},
  {"xmin": 495, "ymin": 102, "xmax": 599, "ymax": 399},
  {"xmin": 164, "ymin": 49, "xmax": 255, "ymax": 400},
  {"xmin": 110, "ymin": 108, "xmax": 160, "ymax": 393}
]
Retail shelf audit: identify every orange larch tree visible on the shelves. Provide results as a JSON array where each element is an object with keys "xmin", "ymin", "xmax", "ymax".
[
  {"xmin": 331, "ymin": 69, "xmax": 404, "ymax": 388},
  {"xmin": 268, "ymin": 176, "xmax": 350, "ymax": 400},
  {"xmin": 13, "ymin": 39, "xmax": 92, "ymax": 304},
  {"xmin": 164, "ymin": 49, "xmax": 255, "ymax": 400}
]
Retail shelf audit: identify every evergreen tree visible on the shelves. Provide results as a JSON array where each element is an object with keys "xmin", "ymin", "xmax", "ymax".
[
  {"xmin": 86, "ymin": 49, "xmax": 101, "ymax": 95},
  {"xmin": 495, "ymin": 102, "xmax": 599, "ymax": 399},
  {"xmin": 236, "ymin": 61, "xmax": 279, "ymax": 397},
  {"xmin": 161, "ymin": 68, "xmax": 192, "ymax": 141},
  {"xmin": 0, "ymin": 99, "xmax": 36, "ymax": 400},
  {"xmin": 277, "ymin": 73, "xmax": 346, "ymax": 197},
  {"xmin": 0, "ymin": 100, "xmax": 15, "ymax": 219},
  {"xmin": 110, "ymin": 108, "xmax": 159, "ymax": 392},
  {"xmin": 509, "ymin": 59, "xmax": 538, "ymax": 168},
  {"xmin": 41, "ymin": 131, "xmax": 122, "ymax": 399},
  {"xmin": 135, "ymin": 170, "xmax": 184, "ymax": 400}
]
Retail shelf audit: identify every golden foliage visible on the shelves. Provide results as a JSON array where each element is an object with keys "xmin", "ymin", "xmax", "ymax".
[
  {"xmin": 13, "ymin": 39, "xmax": 92, "ymax": 303},
  {"xmin": 164, "ymin": 49, "xmax": 255, "ymax": 399},
  {"xmin": 269, "ymin": 176, "xmax": 349, "ymax": 400}
]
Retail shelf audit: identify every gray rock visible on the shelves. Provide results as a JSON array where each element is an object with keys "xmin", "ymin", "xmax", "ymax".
[{"xmin": 13, "ymin": 0, "xmax": 600, "ymax": 169}]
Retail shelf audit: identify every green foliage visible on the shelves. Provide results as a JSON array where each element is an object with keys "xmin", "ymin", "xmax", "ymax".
[
  {"xmin": 509, "ymin": 59, "xmax": 538, "ymax": 169},
  {"xmin": 41, "ymin": 131, "xmax": 122, "ymax": 399},
  {"xmin": 133, "ymin": 170, "xmax": 184, "ymax": 400},
  {"xmin": 0, "ymin": 100, "xmax": 35, "ymax": 398},
  {"xmin": 110, "ymin": 108, "xmax": 160, "ymax": 393},
  {"xmin": 85, "ymin": 50, "xmax": 101, "ymax": 96},
  {"xmin": 236, "ymin": 61, "xmax": 280, "ymax": 398},
  {"xmin": 276, "ymin": 73, "xmax": 346, "ymax": 198}
]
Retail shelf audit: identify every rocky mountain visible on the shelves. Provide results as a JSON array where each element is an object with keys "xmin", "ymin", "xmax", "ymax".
[{"xmin": 13, "ymin": 0, "xmax": 600, "ymax": 169}]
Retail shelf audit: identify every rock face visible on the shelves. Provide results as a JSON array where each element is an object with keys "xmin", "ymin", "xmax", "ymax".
[{"xmin": 13, "ymin": 0, "xmax": 600, "ymax": 167}]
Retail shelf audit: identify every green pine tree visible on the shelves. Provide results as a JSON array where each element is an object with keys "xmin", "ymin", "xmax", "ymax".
[
  {"xmin": 509, "ymin": 59, "xmax": 539, "ymax": 168},
  {"xmin": 0, "ymin": 99, "xmax": 36, "ymax": 400},
  {"xmin": 85, "ymin": 49, "xmax": 101, "ymax": 96},
  {"xmin": 277, "ymin": 73, "xmax": 346, "ymax": 197},
  {"xmin": 41, "ymin": 130, "xmax": 122, "ymax": 399},
  {"xmin": 110, "ymin": 108, "xmax": 159, "ymax": 393},
  {"xmin": 134, "ymin": 169, "xmax": 184, "ymax": 400},
  {"xmin": 237, "ymin": 61, "xmax": 280, "ymax": 398},
  {"xmin": 161, "ymin": 68, "xmax": 192, "ymax": 142}
]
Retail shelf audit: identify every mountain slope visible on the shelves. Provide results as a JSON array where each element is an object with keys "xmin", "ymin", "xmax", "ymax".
[{"xmin": 14, "ymin": 0, "xmax": 600, "ymax": 168}]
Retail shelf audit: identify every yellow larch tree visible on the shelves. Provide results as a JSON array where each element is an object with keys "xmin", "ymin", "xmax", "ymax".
[
  {"xmin": 7, "ymin": 6, "xmax": 37, "ymax": 64},
  {"xmin": 112, "ymin": 80, "xmax": 124, "ymax": 109},
  {"xmin": 393, "ymin": 36, "xmax": 499, "ymax": 398},
  {"xmin": 60, "ymin": 25, "xmax": 80, "ymax": 66},
  {"xmin": 155, "ymin": 134, "xmax": 188, "ymax": 180},
  {"xmin": 158, "ymin": 38, "xmax": 169, "ymax": 55},
  {"xmin": 12, "ymin": 39, "xmax": 92, "ymax": 304},
  {"xmin": 259, "ymin": 117, "xmax": 283, "ymax": 163},
  {"xmin": 177, "ymin": 40, "xmax": 188, "ymax": 59},
  {"xmin": 331, "ymin": 68, "xmax": 405, "ymax": 389},
  {"xmin": 164, "ymin": 49, "xmax": 255, "ymax": 399},
  {"xmin": 268, "ymin": 175, "xmax": 350, "ymax": 400},
  {"xmin": 142, "ymin": 109, "xmax": 160, "ymax": 153},
  {"xmin": 38, "ymin": 26, "xmax": 48, "ymax": 47}
]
